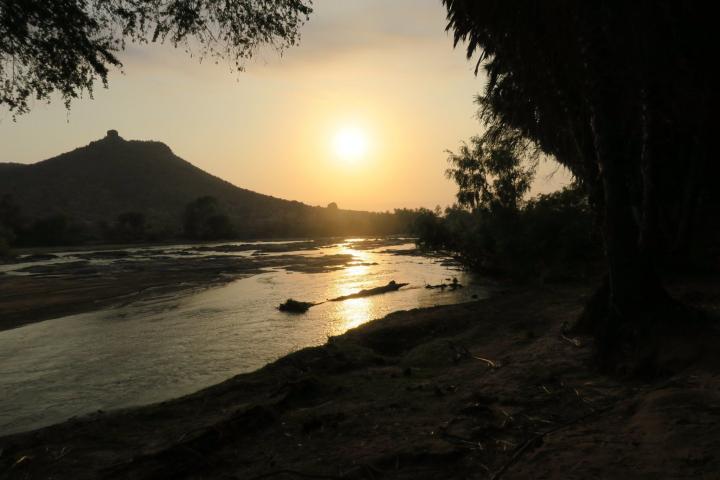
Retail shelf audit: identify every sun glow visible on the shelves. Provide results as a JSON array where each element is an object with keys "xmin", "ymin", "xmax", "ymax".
[{"xmin": 333, "ymin": 127, "xmax": 368, "ymax": 163}]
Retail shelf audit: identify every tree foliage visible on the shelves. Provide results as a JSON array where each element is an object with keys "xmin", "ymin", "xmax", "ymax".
[
  {"xmin": 446, "ymin": 128, "xmax": 536, "ymax": 211},
  {"xmin": 0, "ymin": 194, "xmax": 21, "ymax": 254},
  {"xmin": 443, "ymin": 1, "xmax": 717, "ymax": 337},
  {"xmin": 0, "ymin": 0, "xmax": 312, "ymax": 115},
  {"xmin": 418, "ymin": 128, "xmax": 599, "ymax": 280},
  {"xmin": 183, "ymin": 195, "xmax": 235, "ymax": 240},
  {"xmin": 113, "ymin": 211, "xmax": 146, "ymax": 242}
]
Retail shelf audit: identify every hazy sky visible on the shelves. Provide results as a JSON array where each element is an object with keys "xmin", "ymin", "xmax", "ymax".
[{"xmin": 0, "ymin": 0, "xmax": 570, "ymax": 211}]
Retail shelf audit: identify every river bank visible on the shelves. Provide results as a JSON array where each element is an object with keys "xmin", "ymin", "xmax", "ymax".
[{"xmin": 2, "ymin": 280, "xmax": 718, "ymax": 479}]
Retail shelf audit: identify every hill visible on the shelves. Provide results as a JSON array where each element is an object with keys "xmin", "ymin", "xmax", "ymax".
[{"xmin": 0, "ymin": 130, "xmax": 411, "ymax": 244}]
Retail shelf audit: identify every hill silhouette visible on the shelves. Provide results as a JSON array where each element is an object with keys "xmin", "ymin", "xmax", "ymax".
[{"xmin": 0, "ymin": 130, "xmax": 409, "ymax": 242}]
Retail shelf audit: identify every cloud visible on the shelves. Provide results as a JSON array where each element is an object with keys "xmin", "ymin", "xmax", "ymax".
[
  {"xmin": 114, "ymin": 0, "xmax": 460, "ymax": 79},
  {"xmin": 252, "ymin": 0, "xmax": 454, "ymax": 66}
]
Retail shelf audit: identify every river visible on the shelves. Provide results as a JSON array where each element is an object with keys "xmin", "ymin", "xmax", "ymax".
[{"xmin": 0, "ymin": 238, "xmax": 488, "ymax": 435}]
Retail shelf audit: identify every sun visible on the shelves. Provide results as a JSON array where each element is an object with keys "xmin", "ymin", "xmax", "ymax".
[{"xmin": 333, "ymin": 127, "xmax": 368, "ymax": 163}]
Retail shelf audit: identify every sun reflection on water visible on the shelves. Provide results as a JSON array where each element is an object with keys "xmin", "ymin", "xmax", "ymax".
[
  {"xmin": 323, "ymin": 243, "xmax": 382, "ymax": 334},
  {"xmin": 344, "ymin": 264, "xmax": 370, "ymax": 277},
  {"xmin": 338, "ymin": 297, "xmax": 373, "ymax": 331}
]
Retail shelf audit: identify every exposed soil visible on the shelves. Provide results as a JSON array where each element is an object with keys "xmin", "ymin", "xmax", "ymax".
[{"xmin": 1, "ymin": 280, "xmax": 718, "ymax": 479}]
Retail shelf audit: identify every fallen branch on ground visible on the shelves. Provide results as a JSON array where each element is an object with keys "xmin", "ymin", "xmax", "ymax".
[
  {"xmin": 447, "ymin": 341, "xmax": 501, "ymax": 368},
  {"xmin": 473, "ymin": 355, "xmax": 501, "ymax": 368},
  {"xmin": 561, "ymin": 333, "xmax": 582, "ymax": 347},
  {"xmin": 490, "ymin": 404, "xmax": 614, "ymax": 480}
]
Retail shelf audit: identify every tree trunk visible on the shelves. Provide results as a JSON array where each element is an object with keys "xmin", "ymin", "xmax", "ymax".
[{"xmin": 584, "ymin": 81, "xmax": 673, "ymax": 369}]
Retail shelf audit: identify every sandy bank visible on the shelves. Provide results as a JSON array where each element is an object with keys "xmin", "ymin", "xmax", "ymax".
[{"xmin": 0, "ymin": 250, "xmax": 360, "ymax": 332}]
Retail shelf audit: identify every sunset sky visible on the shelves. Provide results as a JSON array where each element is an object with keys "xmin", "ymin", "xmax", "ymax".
[{"xmin": 0, "ymin": 0, "xmax": 570, "ymax": 212}]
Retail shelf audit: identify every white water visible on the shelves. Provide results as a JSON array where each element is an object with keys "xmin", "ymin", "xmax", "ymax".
[{"xmin": 0, "ymin": 240, "xmax": 487, "ymax": 435}]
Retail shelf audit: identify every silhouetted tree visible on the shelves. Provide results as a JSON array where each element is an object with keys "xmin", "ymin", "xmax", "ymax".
[
  {"xmin": 183, "ymin": 196, "xmax": 235, "ymax": 240},
  {"xmin": 413, "ymin": 208, "xmax": 449, "ymax": 250},
  {"xmin": 0, "ymin": 235, "xmax": 9, "ymax": 256},
  {"xmin": 0, "ymin": 194, "xmax": 22, "ymax": 249},
  {"xmin": 0, "ymin": 0, "xmax": 312, "ymax": 115},
  {"xmin": 444, "ymin": 1, "xmax": 717, "ymax": 362},
  {"xmin": 446, "ymin": 129, "xmax": 536, "ymax": 212},
  {"xmin": 393, "ymin": 208, "xmax": 423, "ymax": 235},
  {"xmin": 114, "ymin": 211, "xmax": 146, "ymax": 242},
  {"xmin": 24, "ymin": 214, "xmax": 88, "ymax": 246}
]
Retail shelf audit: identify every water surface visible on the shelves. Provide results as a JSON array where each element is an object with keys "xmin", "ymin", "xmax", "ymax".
[{"xmin": 0, "ymin": 239, "xmax": 487, "ymax": 435}]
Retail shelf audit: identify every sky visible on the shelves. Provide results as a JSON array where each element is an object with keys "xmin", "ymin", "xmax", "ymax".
[{"xmin": 0, "ymin": 0, "xmax": 571, "ymax": 212}]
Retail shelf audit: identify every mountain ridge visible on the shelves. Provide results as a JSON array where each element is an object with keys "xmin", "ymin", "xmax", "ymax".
[{"xmin": 0, "ymin": 130, "xmax": 408, "ymax": 240}]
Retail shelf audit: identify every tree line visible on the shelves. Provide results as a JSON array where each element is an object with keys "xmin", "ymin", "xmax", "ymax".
[
  {"xmin": 413, "ymin": 126, "xmax": 601, "ymax": 281},
  {"xmin": 0, "ymin": 194, "xmax": 424, "ymax": 254}
]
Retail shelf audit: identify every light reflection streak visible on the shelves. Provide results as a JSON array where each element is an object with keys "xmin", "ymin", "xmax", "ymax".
[
  {"xmin": 345, "ymin": 264, "xmax": 370, "ymax": 277},
  {"xmin": 323, "ymin": 243, "xmax": 381, "ymax": 334},
  {"xmin": 338, "ymin": 297, "xmax": 373, "ymax": 331}
]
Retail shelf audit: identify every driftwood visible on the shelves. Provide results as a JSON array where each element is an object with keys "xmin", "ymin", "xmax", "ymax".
[
  {"xmin": 278, "ymin": 299, "xmax": 317, "ymax": 313},
  {"xmin": 279, "ymin": 280, "xmax": 408, "ymax": 312},
  {"xmin": 329, "ymin": 281, "xmax": 408, "ymax": 302}
]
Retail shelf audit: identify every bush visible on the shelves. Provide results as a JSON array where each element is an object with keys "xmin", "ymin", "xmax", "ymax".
[
  {"xmin": 422, "ymin": 127, "xmax": 601, "ymax": 280},
  {"xmin": 22, "ymin": 214, "xmax": 89, "ymax": 246},
  {"xmin": 0, "ymin": 195, "xmax": 21, "ymax": 250},
  {"xmin": 102, "ymin": 211, "xmax": 147, "ymax": 243},
  {"xmin": 0, "ymin": 235, "xmax": 11, "ymax": 257},
  {"xmin": 183, "ymin": 196, "xmax": 236, "ymax": 240},
  {"xmin": 413, "ymin": 208, "xmax": 449, "ymax": 250},
  {"xmin": 414, "ymin": 185, "xmax": 601, "ymax": 280}
]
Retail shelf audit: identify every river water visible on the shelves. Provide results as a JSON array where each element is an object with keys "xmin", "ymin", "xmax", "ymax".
[{"xmin": 0, "ymin": 239, "xmax": 487, "ymax": 435}]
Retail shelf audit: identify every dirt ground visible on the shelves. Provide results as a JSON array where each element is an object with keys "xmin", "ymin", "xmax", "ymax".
[{"xmin": 1, "ymin": 281, "xmax": 719, "ymax": 479}]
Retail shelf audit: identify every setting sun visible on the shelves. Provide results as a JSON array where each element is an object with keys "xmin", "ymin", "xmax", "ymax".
[{"xmin": 333, "ymin": 127, "xmax": 368, "ymax": 162}]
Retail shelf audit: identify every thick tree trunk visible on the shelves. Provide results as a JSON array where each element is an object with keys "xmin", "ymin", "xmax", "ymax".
[
  {"xmin": 573, "ymin": 7, "xmax": 717, "ymax": 373},
  {"xmin": 572, "ymin": 8, "xmax": 678, "ymax": 369},
  {"xmin": 593, "ymin": 107, "xmax": 662, "ymax": 296},
  {"xmin": 638, "ymin": 94, "xmax": 659, "ymax": 261},
  {"xmin": 584, "ymin": 89, "xmax": 675, "ymax": 369}
]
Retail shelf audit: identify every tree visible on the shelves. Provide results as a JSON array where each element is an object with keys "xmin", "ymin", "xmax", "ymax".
[
  {"xmin": 437, "ymin": 123, "xmax": 599, "ymax": 277},
  {"xmin": 183, "ymin": 196, "xmax": 235, "ymax": 240},
  {"xmin": 24, "ymin": 214, "xmax": 89, "ymax": 246},
  {"xmin": 443, "ymin": 1, "xmax": 716, "ymax": 365},
  {"xmin": 0, "ymin": 194, "xmax": 22, "ymax": 247},
  {"xmin": 114, "ymin": 211, "xmax": 146, "ymax": 242},
  {"xmin": 446, "ymin": 128, "xmax": 536, "ymax": 212},
  {"xmin": 0, "ymin": 0, "xmax": 312, "ymax": 115},
  {"xmin": 412, "ymin": 208, "xmax": 448, "ymax": 251}
]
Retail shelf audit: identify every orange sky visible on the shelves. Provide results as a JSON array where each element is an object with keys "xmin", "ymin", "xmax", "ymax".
[{"xmin": 0, "ymin": 0, "xmax": 571, "ymax": 212}]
